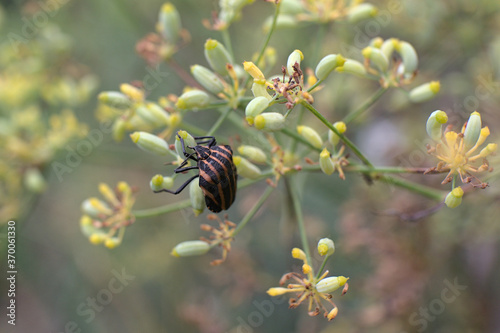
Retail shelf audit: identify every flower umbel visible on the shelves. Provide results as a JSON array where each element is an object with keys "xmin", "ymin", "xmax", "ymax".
[
  {"xmin": 200, "ymin": 214, "xmax": 237, "ymax": 266},
  {"xmin": 267, "ymin": 245, "xmax": 349, "ymax": 320},
  {"xmin": 426, "ymin": 111, "xmax": 496, "ymax": 187},
  {"xmin": 80, "ymin": 182, "xmax": 136, "ymax": 248}
]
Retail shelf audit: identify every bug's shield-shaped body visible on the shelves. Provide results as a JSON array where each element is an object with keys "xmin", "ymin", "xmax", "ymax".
[{"xmin": 197, "ymin": 145, "xmax": 237, "ymax": 213}]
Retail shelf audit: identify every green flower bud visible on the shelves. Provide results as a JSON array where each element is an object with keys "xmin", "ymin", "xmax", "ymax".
[
  {"xmin": 316, "ymin": 276, "xmax": 349, "ymax": 293},
  {"xmin": 176, "ymin": 89, "xmax": 210, "ymax": 110},
  {"xmin": 362, "ymin": 46, "xmax": 389, "ymax": 72},
  {"xmin": 251, "ymin": 82, "xmax": 272, "ymax": 101},
  {"xmin": 444, "ymin": 187, "xmax": 464, "ymax": 208},
  {"xmin": 297, "ymin": 125, "xmax": 323, "ymax": 149},
  {"xmin": 112, "ymin": 118, "xmax": 127, "ymax": 142},
  {"xmin": 463, "ymin": 111, "xmax": 482, "ymax": 150},
  {"xmin": 409, "ymin": 81, "xmax": 440, "ymax": 103},
  {"xmin": 263, "ymin": 14, "xmax": 296, "ymax": 32},
  {"xmin": 245, "ymin": 96, "xmax": 270, "ymax": 124},
  {"xmin": 328, "ymin": 121, "xmax": 347, "ymax": 146},
  {"xmin": 158, "ymin": 2, "xmax": 181, "ymax": 44},
  {"xmin": 190, "ymin": 178, "xmax": 205, "ymax": 216},
  {"xmin": 380, "ymin": 38, "xmax": 395, "ymax": 59},
  {"xmin": 175, "ymin": 130, "xmax": 196, "ymax": 157},
  {"xmin": 317, "ymin": 238, "xmax": 335, "ymax": 256},
  {"xmin": 335, "ymin": 59, "xmax": 367, "ymax": 76},
  {"xmin": 135, "ymin": 104, "xmax": 167, "ymax": 125},
  {"xmin": 171, "ymin": 240, "xmax": 210, "ymax": 257},
  {"xmin": 254, "ymin": 112, "xmax": 285, "ymax": 131},
  {"xmin": 81, "ymin": 198, "xmax": 112, "ymax": 217},
  {"xmin": 370, "ymin": 37, "xmax": 384, "ymax": 48},
  {"xmin": 98, "ymin": 91, "xmax": 131, "ymax": 109},
  {"xmin": 80, "ymin": 215, "xmax": 95, "ymax": 237},
  {"xmin": 191, "ymin": 65, "xmax": 225, "ymax": 95},
  {"xmin": 237, "ymin": 145, "xmax": 267, "ymax": 164},
  {"xmin": 348, "ymin": 3, "xmax": 378, "ymax": 23},
  {"xmin": 315, "ymin": 54, "xmax": 346, "ymax": 81},
  {"xmin": 426, "ymin": 110, "xmax": 448, "ymax": 141},
  {"xmin": 394, "ymin": 40, "xmax": 418, "ymax": 75},
  {"xmin": 319, "ymin": 148, "xmax": 335, "ymax": 175},
  {"xmin": 479, "ymin": 143, "xmax": 498, "ymax": 158},
  {"xmin": 204, "ymin": 39, "xmax": 233, "ymax": 76},
  {"xmin": 287, "ymin": 49, "xmax": 304, "ymax": 76},
  {"xmin": 150, "ymin": 174, "xmax": 174, "ymax": 192},
  {"xmin": 130, "ymin": 131, "xmax": 170, "ymax": 156},
  {"xmin": 233, "ymin": 156, "xmax": 262, "ymax": 179},
  {"xmin": 104, "ymin": 237, "xmax": 121, "ymax": 249},
  {"xmin": 146, "ymin": 102, "xmax": 171, "ymax": 125},
  {"xmin": 24, "ymin": 167, "xmax": 46, "ymax": 193}
]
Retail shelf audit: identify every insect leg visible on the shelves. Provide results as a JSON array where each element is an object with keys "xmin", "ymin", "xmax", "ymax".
[
  {"xmin": 178, "ymin": 135, "xmax": 199, "ymax": 160},
  {"xmin": 154, "ymin": 175, "xmax": 200, "ymax": 195},
  {"xmin": 174, "ymin": 165, "xmax": 199, "ymax": 173},
  {"xmin": 193, "ymin": 136, "xmax": 217, "ymax": 147}
]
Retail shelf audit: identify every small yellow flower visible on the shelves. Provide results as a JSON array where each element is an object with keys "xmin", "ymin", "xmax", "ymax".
[
  {"xmin": 267, "ymin": 244, "xmax": 349, "ymax": 321},
  {"xmin": 427, "ymin": 111, "xmax": 495, "ymax": 186},
  {"xmin": 79, "ymin": 182, "xmax": 136, "ymax": 248}
]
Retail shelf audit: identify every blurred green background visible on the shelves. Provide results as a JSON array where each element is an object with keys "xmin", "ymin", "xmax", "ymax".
[{"xmin": 1, "ymin": 0, "xmax": 500, "ymax": 332}]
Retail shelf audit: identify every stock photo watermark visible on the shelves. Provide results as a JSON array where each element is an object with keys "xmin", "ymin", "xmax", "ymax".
[
  {"xmin": 404, "ymin": 278, "xmax": 468, "ymax": 332},
  {"xmin": 58, "ymin": 267, "xmax": 135, "ymax": 333}
]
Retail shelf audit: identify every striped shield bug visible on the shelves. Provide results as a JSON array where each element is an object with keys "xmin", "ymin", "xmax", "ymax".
[{"xmin": 155, "ymin": 133, "xmax": 237, "ymax": 213}]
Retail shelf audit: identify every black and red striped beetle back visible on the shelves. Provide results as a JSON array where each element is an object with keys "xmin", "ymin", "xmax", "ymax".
[{"xmin": 154, "ymin": 133, "xmax": 237, "ymax": 213}]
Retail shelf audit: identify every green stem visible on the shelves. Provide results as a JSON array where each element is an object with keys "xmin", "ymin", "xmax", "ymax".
[
  {"xmin": 301, "ymin": 101, "xmax": 374, "ymax": 167},
  {"xmin": 288, "ymin": 177, "xmax": 312, "ymax": 266},
  {"xmin": 243, "ymin": 1, "xmax": 281, "ymax": 88},
  {"xmin": 233, "ymin": 185, "xmax": 275, "ymax": 237},
  {"xmin": 221, "ymin": 29, "xmax": 234, "ymax": 62},
  {"xmin": 207, "ymin": 107, "xmax": 232, "ymax": 136},
  {"xmin": 281, "ymin": 127, "xmax": 321, "ymax": 152},
  {"xmin": 378, "ymin": 175, "xmax": 445, "ymax": 201},
  {"xmin": 342, "ymin": 87, "xmax": 388, "ymax": 124},
  {"xmin": 315, "ymin": 256, "xmax": 330, "ymax": 280},
  {"xmin": 307, "ymin": 79, "xmax": 323, "ymax": 93},
  {"xmin": 133, "ymin": 200, "xmax": 192, "ymax": 218}
]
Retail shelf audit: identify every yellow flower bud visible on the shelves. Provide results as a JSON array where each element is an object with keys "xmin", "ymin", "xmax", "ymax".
[
  {"xmin": 316, "ymin": 276, "xmax": 349, "ymax": 293},
  {"xmin": 104, "ymin": 237, "xmax": 121, "ymax": 249},
  {"xmin": 120, "ymin": 83, "xmax": 144, "ymax": 102},
  {"xmin": 394, "ymin": 40, "xmax": 418, "ymax": 76},
  {"xmin": 190, "ymin": 178, "xmax": 205, "ymax": 216},
  {"xmin": 254, "ymin": 112, "xmax": 285, "ymax": 131},
  {"xmin": 335, "ymin": 59, "xmax": 367, "ymax": 76},
  {"xmin": 287, "ymin": 49, "xmax": 304, "ymax": 75},
  {"xmin": 243, "ymin": 61, "xmax": 265, "ymax": 81},
  {"xmin": 158, "ymin": 3, "xmax": 181, "ymax": 44},
  {"xmin": 328, "ymin": 121, "xmax": 347, "ymax": 146},
  {"xmin": 175, "ymin": 130, "xmax": 196, "ymax": 157},
  {"xmin": 444, "ymin": 187, "xmax": 464, "ymax": 208},
  {"xmin": 130, "ymin": 131, "xmax": 170, "ymax": 156},
  {"xmin": 267, "ymin": 287, "xmax": 292, "ymax": 296},
  {"xmin": 319, "ymin": 148, "xmax": 335, "ymax": 175},
  {"xmin": 362, "ymin": 46, "xmax": 389, "ymax": 72},
  {"xmin": 297, "ymin": 125, "xmax": 323, "ymax": 149},
  {"xmin": 191, "ymin": 65, "xmax": 225, "ymax": 95},
  {"xmin": 204, "ymin": 39, "xmax": 233, "ymax": 76},
  {"xmin": 317, "ymin": 238, "xmax": 335, "ymax": 256},
  {"xmin": 327, "ymin": 307, "xmax": 339, "ymax": 321},
  {"xmin": 315, "ymin": 54, "xmax": 346, "ymax": 81},
  {"xmin": 348, "ymin": 3, "xmax": 378, "ymax": 23},
  {"xmin": 291, "ymin": 247, "xmax": 306, "ymax": 260},
  {"xmin": 245, "ymin": 96, "xmax": 270, "ymax": 124},
  {"xmin": 302, "ymin": 263, "xmax": 312, "ymax": 274},
  {"xmin": 98, "ymin": 91, "xmax": 131, "ymax": 109},
  {"xmin": 238, "ymin": 145, "xmax": 267, "ymax": 164},
  {"xmin": 409, "ymin": 81, "xmax": 441, "ymax": 103},
  {"xmin": 175, "ymin": 89, "xmax": 210, "ymax": 110},
  {"xmin": 233, "ymin": 156, "xmax": 262, "ymax": 179},
  {"xmin": 426, "ymin": 110, "xmax": 448, "ymax": 141},
  {"xmin": 479, "ymin": 143, "xmax": 498, "ymax": 158},
  {"xmin": 463, "ymin": 111, "xmax": 482, "ymax": 150}
]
